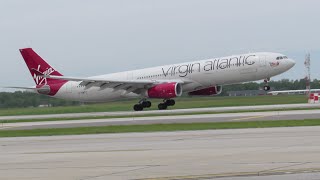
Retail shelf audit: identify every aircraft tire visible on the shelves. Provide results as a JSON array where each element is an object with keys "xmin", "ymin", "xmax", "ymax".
[
  {"xmin": 166, "ymin": 99, "xmax": 175, "ymax": 106},
  {"xmin": 263, "ymin": 85, "xmax": 271, "ymax": 91},
  {"xmin": 133, "ymin": 104, "xmax": 143, "ymax": 111},
  {"xmin": 158, "ymin": 103, "xmax": 167, "ymax": 110}
]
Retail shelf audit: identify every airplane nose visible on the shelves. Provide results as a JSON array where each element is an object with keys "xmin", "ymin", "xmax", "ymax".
[{"xmin": 287, "ymin": 59, "xmax": 296, "ymax": 69}]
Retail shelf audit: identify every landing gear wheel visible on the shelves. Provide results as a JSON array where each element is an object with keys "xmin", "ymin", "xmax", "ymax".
[
  {"xmin": 263, "ymin": 85, "xmax": 271, "ymax": 91},
  {"xmin": 141, "ymin": 101, "xmax": 151, "ymax": 108},
  {"xmin": 145, "ymin": 101, "xmax": 152, "ymax": 108},
  {"xmin": 158, "ymin": 103, "xmax": 168, "ymax": 110},
  {"xmin": 165, "ymin": 99, "xmax": 175, "ymax": 106},
  {"xmin": 133, "ymin": 104, "xmax": 143, "ymax": 111},
  {"xmin": 263, "ymin": 78, "xmax": 271, "ymax": 91}
]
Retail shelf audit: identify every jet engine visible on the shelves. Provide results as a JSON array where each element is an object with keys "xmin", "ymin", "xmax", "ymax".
[{"xmin": 147, "ymin": 82, "xmax": 182, "ymax": 99}]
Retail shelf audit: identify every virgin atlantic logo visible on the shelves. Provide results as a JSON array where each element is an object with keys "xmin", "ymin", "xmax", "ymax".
[{"xmin": 33, "ymin": 65, "xmax": 55, "ymax": 85}]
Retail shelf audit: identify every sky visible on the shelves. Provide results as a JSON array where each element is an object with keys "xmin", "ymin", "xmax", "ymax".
[{"xmin": 0, "ymin": 0, "xmax": 319, "ymax": 91}]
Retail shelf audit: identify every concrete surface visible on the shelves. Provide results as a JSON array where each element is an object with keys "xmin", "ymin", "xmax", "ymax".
[{"xmin": 1, "ymin": 126, "xmax": 320, "ymax": 180}]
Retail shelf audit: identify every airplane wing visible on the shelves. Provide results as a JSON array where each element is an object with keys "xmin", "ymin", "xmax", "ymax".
[
  {"xmin": 5, "ymin": 86, "xmax": 38, "ymax": 90},
  {"xmin": 42, "ymin": 75, "xmax": 190, "ymax": 94},
  {"xmin": 4, "ymin": 86, "xmax": 51, "ymax": 94}
]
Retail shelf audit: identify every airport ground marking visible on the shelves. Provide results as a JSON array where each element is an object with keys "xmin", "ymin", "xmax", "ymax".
[
  {"xmin": 138, "ymin": 168, "xmax": 320, "ymax": 180},
  {"xmin": 0, "ymin": 126, "xmax": 16, "ymax": 130},
  {"xmin": 231, "ymin": 115, "xmax": 269, "ymax": 121}
]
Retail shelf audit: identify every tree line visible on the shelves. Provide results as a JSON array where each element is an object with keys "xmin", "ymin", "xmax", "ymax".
[
  {"xmin": 0, "ymin": 91, "xmax": 79, "ymax": 108},
  {"xmin": 221, "ymin": 78, "xmax": 320, "ymax": 95},
  {"xmin": 0, "ymin": 79, "xmax": 319, "ymax": 108}
]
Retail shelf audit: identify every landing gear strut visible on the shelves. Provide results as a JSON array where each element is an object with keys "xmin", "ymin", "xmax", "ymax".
[
  {"xmin": 263, "ymin": 78, "xmax": 271, "ymax": 91},
  {"xmin": 133, "ymin": 99, "xmax": 152, "ymax": 111},
  {"xmin": 158, "ymin": 99, "xmax": 175, "ymax": 110}
]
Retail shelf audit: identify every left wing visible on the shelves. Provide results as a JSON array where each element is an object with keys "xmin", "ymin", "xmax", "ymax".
[{"xmin": 43, "ymin": 75, "xmax": 190, "ymax": 94}]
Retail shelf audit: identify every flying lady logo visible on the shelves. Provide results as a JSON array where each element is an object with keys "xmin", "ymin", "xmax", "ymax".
[{"xmin": 33, "ymin": 65, "xmax": 55, "ymax": 85}]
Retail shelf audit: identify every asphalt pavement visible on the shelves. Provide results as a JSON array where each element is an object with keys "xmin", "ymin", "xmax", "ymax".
[{"xmin": 1, "ymin": 126, "xmax": 320, "ymax": 180}]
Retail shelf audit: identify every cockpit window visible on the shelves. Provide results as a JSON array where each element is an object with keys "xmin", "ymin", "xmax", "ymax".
[{"xmin": 276, "ymin": 56, "xmax": 288, "ymax": 60}]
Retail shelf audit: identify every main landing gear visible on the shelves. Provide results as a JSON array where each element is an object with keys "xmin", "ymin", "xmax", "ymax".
[
  {"xmin": 263, "ymin": 78, "xmax": 271, "ymax": 91},
  {"xmin": 158, "ymin": 99, "xmax": 175, "ymax": 110},
  {"xmin": 133, "ymin": 99, "xmax": 176, "ymax": 111},
  {"xmin": 133, "ymin": 99, "xmax": 151, "ymax": 111}
]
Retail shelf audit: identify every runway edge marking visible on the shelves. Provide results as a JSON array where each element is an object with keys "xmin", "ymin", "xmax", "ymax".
[
  {"xmin": 137, "ymin": 168, "xmax": 320, "ymax": 180},
  {"xmin": 231, "ymin": 115, "xmax": 269, "ymax": 121}
]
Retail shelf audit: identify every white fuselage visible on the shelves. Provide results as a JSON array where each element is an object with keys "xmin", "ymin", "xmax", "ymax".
[{"xmin": 52, "ymin": 52, "xmax": 295, "ymax": 102}]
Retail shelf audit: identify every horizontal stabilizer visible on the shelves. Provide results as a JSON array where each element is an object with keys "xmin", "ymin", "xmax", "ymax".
[
  {"xmin": 4, "ymin": 86, "xmax": 48, "ymax": 90},
  {"xmin": 4, "ymin": 86, "xmax": 38, "ymax": 90}
]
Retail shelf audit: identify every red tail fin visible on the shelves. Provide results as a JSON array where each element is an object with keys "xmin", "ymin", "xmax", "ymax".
[{"xmin": 19, "ymin": 48, "xmax": 63, "ymax": 85}]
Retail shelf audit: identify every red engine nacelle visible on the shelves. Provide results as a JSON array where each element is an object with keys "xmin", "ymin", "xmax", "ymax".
[
  {"xmin": 147, "ymin": 82, "xmax": 182, "ymax": 99},
  {"xmin": 188, "ymin": 86, "xmax": 222, "ymax": 96}
]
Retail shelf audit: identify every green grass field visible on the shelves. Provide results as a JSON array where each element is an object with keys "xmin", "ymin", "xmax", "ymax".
[
  {"xmin": 0, "ymin": 95, "xmax": 307, "ymax": 116},
  {"xmin": 0, "ymin": 118, "xmax": 319, "ymax": 137}
]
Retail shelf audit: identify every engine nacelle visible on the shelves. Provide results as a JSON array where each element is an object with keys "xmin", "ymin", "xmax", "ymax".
[
  {"xmin": 147, "ymin": 82, "xmax": 182, "ymax": 99},
  {"xmin": 188, "ymin": 86, "xmax": 222, "ymax": 96}
]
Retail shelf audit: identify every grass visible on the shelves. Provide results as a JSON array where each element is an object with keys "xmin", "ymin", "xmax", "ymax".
[
  {"xmin": 1, "ymin": 119, "xmax": 320, "ymax": 137},
  {"xmin": 0, "ymin": 95, "xmax": 308, "ymax": 116}
]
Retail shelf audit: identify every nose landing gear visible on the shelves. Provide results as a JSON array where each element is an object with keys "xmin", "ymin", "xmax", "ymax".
[{"xmin": 263, "ymin": 78, "xmax": 271, "ymax": 91}]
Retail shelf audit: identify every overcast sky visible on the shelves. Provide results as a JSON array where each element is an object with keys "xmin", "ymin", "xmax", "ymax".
[{"xmin": 1, "ymin": 0, "xmax": 319, "ymax": 91}]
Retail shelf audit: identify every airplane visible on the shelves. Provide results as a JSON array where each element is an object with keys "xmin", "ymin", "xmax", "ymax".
[{"xmin": 9, "ymin": 48, "xmax": 295, "ymax": 111}]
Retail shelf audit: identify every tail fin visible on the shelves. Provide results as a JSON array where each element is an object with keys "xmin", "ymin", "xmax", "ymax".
[{"xmin": 19, "ymin": 48, "xmax": 63, "ymax": 85}]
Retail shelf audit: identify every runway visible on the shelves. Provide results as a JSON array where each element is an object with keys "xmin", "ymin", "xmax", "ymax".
[
  {"xmin": 1, "ymin": 109, "xmax": 320, "ymax": 130},
  {"xmin": 1, "ymin": 126, "xmax": 320, "ymax": 180},
  {"xmin": 1, "ymin": 103, "xmax": 319, "ymax": 121}
]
